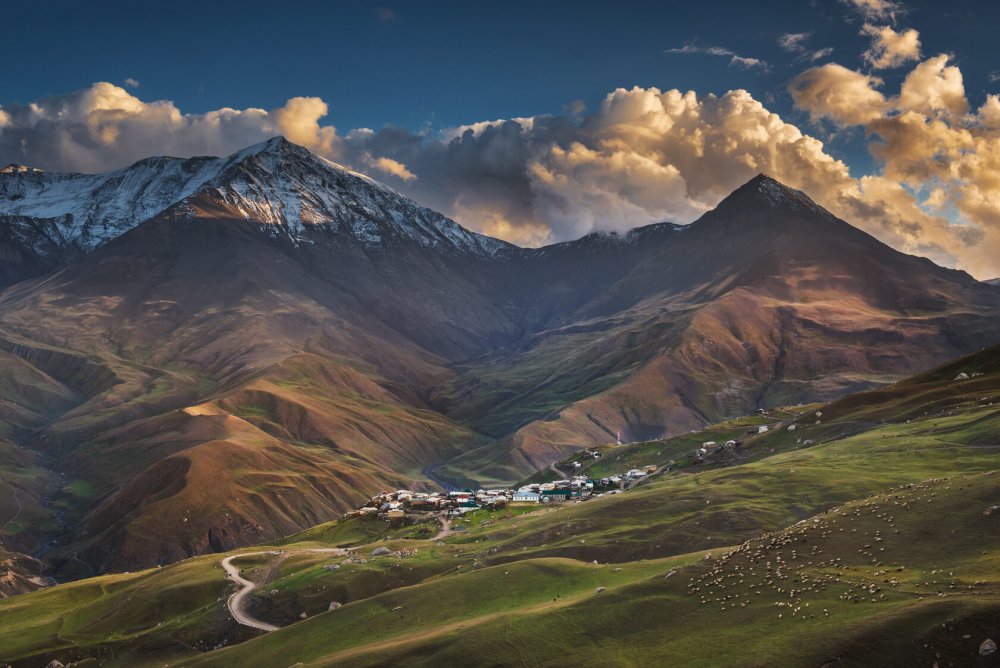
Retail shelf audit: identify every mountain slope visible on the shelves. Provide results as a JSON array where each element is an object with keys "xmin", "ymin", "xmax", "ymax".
[
  {"xmin": 2, "ymin": 344, "xmax": 998, "ymax": 667},
  {"xmin": 0, "ymin": 141, "xmax": 998, "ymax": 574},
  {"xmin": 432, "ymin": 176, "xmax": 1000, "ymax": 483}
]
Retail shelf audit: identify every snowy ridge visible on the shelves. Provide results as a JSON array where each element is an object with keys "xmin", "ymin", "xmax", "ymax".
[
  {"xmin": 0, "ymin": 155, "xmax": 226, "ymax": 251},
  {"xmin": 0, "ymin": 137, "xmax": 511, "ymax": 257},
  {"xmin": 208, "ymin": 137, "xmax": 511, "ymax": 254},
  {"xmin": 747, "ymin": 174, "xmax": 823, "ymax": 214}
]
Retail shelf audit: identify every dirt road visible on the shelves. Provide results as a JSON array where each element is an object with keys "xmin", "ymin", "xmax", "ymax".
[{"xmin": 222, "ymin": 548, "xmax": 346, "ymax": 632}]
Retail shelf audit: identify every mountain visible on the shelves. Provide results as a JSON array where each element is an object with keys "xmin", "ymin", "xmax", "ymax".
[
  {"xmin": 986, "ymin": 278, "xmax": 1000, "ymax": 286},
  {"xmin": 432, "ymin": 175, "xmax": 1000, "ymax": 483},
  {"xmin": 0, "ymin": 137, "xmax": 509, "ymax": 286},
  {"xmin": 0, "ymin": 139, "xmax": 998, "ymax": 575}
]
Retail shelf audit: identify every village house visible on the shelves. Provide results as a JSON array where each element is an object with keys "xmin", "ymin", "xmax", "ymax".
[
  {"xmin": 542, "ymin": 489, "xmax": 571, "ymax": 502},
  {"xmin": 512, "ymin": 490, "xmax": 541, "ymax": 503}
]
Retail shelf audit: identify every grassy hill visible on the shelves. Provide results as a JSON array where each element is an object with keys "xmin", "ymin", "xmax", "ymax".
[{"xmin": 0, "ymin": 345, "xmax": 997, "ymax": 666}]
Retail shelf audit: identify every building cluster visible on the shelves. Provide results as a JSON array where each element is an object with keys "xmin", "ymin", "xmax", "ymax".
[
  {"xmin": 343, "ymin": 438, "xmax": 745, "ymax": 524},
  {"xmin": 344, "ymin": 489, "xmax": 484, "ymax": 520},
  {"xmin": 343, "ymin": 464, "xmax": 667, "ymax": 522},
  {"xmin": 696, "ymin": 439, "xmax": 739, "ymax": 457}
]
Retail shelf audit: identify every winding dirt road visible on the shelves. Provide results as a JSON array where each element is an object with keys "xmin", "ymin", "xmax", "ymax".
[{"xmin": 222, "ymin": 548, "xmax": 347, "ymax": 632}]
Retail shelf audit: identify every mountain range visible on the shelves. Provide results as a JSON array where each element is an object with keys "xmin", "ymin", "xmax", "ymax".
[{"xmin": 2, "ymin": 136, "xmax": 999, "ymax": 576}]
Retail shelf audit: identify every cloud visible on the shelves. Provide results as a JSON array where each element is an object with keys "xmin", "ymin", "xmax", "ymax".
[
  {"xmin": 789, "ymin": 53, "xmax": 1000, "ymax": 277},
  {"xmin": 789, "ymin": 63, "xmax": 889, "ymax": 126},
  {"xmin": 666, "ymin": 44, "xmax": 769, "ymax": 70},
  {"xmin": 123, "ymin": 77, "xmax": 140, "ymax": 88},
  {"xmin": 271, "ymin": 96, "xmax": 339, "ymax": 154},
  {"xmin": 778, "ymin": 33, "xmax": 835, "ymax": 63},
  {"xmin": 3, "ymin": 70, "xmax": 1000, "ymax": 278},
  {"xmin": 861, "ymin": 24, "xmax": 921, "ymax": 69},
  {"xmin": 897, "ymin": 54, "xmax": 968, "ymax": 118},
  {"xmin": 843, "ymin": 0, "xmax": 903, "ymax": 22},
  {"xmin": 375, "ymin": 7, "xmax": 397, "ymax": 21},
  {"xmin": 779, "ymin": 33, "xmax": 810, "ymax": 52},
  {"xmin": 363, "ymin": 153, "xmax": 416, "ymax": 181},
  {"xmin": 0, "ymin": 82, "xmax": 343, "ymax": 173},
  {"xmin": 809, "ymin": 47, "xmax": 835, "ymax": 62}
]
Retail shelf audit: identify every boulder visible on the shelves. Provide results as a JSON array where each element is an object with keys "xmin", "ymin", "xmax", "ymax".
[
  {"xmin": 595, "ymin": 586, "xmax": 606, "ymax": 593},
  {"xmin": 372, "ymin": 547, "xmax": 391, "ymax": 556},
  {"xmin": 980, "ymin": 639, "xmax": 997, "ymax": 656},
  {"xmin": 45, "ymin": 662, "xmax": 65, "ymax": 668},
  {"xmin": 329, "ymin": 601, "xmax": 342, "ymax": 611}
]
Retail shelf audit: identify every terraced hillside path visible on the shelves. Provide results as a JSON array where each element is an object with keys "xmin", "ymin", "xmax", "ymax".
[{"xmin": 222, "ymin": 548, "xmax": 348, "ymax": 632}]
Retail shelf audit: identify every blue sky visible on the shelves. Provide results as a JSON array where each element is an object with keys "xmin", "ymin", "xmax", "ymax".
[
  {"xmin": 3, "ymin": 1, "xmax": 992, "ymax": 135},
  {"xmin": 2, "ymin": 0, "xmax": 1000, "ymax": 275}
]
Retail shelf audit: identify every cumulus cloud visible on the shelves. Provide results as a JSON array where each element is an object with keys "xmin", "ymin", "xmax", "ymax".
[
  {"xmin": 789, "ymin": 52, "xmax": 1000, "ymax": 277},
  {"xmin": 665, "ymin": 44, "xmax": 769, "ymax": 70},
  {"xmin": 0, "ymin": 82, "xmax": 346, "ymax": 173},
  {"xmin": 3, "ymin": 69, "xmax": 1000, "ymax": 277},
  {"xmin": 271, "ymin": 96, "xmax": 339, "ymax": 155},
  {"xmin": 897, "ymin": 54, "xmax": 968, "ymax": 118},
  {"xmin": 789, "ymin": 63, "xmax": 889, "ymax": 126},
  {"xmin": 861, "ymin": 24, "xmax": 921, "ymax": 69}
]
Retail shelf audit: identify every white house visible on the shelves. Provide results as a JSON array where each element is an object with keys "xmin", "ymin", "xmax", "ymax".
[{"xmin": 512, "ymin": 491, "xmax": 540, "ymax": 503}]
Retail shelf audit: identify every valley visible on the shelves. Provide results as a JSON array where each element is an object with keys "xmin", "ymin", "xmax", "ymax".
[{"xmin": 0, "ymin": 342, "xmax": 997, "ymax": 666}]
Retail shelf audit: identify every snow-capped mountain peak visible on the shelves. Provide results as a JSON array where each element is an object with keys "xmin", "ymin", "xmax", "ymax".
[{"xmin": 0, "ymin": 137, "xmax": 511, "ymax": 258}]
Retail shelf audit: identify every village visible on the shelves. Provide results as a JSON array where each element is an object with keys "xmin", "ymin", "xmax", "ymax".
[{"xmin": 343, "ymin": 430, "xmax": 764, "ymax": 524}]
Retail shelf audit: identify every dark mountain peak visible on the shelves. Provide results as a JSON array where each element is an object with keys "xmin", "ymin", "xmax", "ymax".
[
  {"xmin": 689, "ymin": 173, "xmax": 837, "ymax": 239},
  {"xmin": 985, "ymin": 278, "xmax": 1000, "ymax": 287},
  {"xmin": 725, "ymin": 173, "xmax": 822, "ymax": 212}
]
